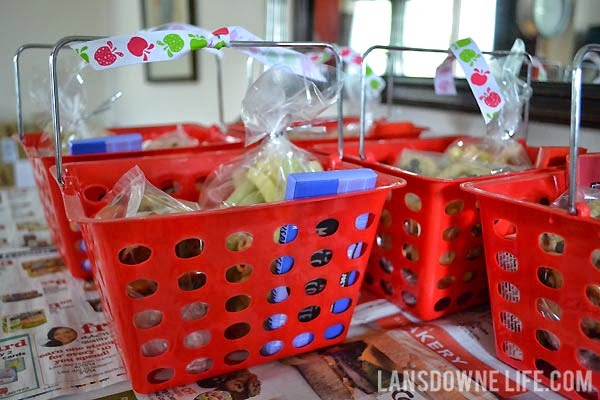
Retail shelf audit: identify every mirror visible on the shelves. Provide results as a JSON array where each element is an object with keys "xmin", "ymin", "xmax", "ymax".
[{"xmin": 272, "ymin": 0, "xmax": 600, "ymax": 126}]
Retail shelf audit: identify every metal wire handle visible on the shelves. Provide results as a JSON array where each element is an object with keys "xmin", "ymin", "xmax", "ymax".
[
  {"xmin": 359, "ymin": 45, "xmax": 534, "ymax": 160},
  {"xmin": 568, "ymin": 44, "xmax": 599, "ymax": 215},
  {"xmin": 13, "ymin": 43, "xmax": 55, "ymax": 141},
  {"xmin": 50, "ymin": 36, "xmax": 229, "ymax": 185}
]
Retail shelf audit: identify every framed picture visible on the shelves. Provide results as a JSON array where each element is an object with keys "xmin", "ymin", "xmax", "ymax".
[{"xmin": 141, "ymin": 0, "xmax": 197, "ymax": 82}]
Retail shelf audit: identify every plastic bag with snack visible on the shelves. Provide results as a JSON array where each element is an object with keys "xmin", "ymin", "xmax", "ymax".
[
  {"xmin": 551, "ymin": 185, "xmax": 600, "ymax": 219},
  {"xmin": 199, "ymin": 63, "xmax": 341, "ymax": 209}
]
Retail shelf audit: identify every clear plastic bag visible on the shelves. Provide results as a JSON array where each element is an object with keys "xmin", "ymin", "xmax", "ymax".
[
  {"xmin": 444, "ymin": 137, "xmax": 532, "ymax": 170},
  {"xmin": 552, "ymin": 185, "xmax": 600, "ymax": 219},
  {"xmin": 199, "ymin": 64, "xmax": 341, "ymax": 209},
  {"xmin": 142, "ymin": 124, "xmax": 200, "ymax": 150},
  {"xmin": 28, "ymin": 53, "xmax": 113, "ymax": 154},
  {"xmin": 95, "ymin": 165, "xmax": 198, "ymax": 219}
]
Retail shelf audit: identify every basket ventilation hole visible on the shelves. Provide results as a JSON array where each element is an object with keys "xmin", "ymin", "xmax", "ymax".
[
  {"xmin": 442, "ymin": 226, "xmax": 460, "ymax": 241},
  {"xmin": 267, "ymin": 287, "xmax": 289, "ymax": 304},
  {"xmin": 380, "ymin": 209, "xmax": 392, "ymax": 228},
  {"xmin": 224, "ymin": 350, "xmax": 249, "ymax": 365},
  {"xmin": 445, "ymin": 200, "xmax": 464, "ymax": 216},
  {"xmin": 539, "ymin": 232, "xmax": 565, "ymax": 255},
  {"xmin": 586, "ymin": 285, "xmax": 600, "ymax": 307},
  {"xmin": 340, "ymin": 270, "xmax": 360, "ymax": 287},
  {"xmin": 141, "ymin": 339, "xmax": 169, "ymax": 357},
  {"xmin": 324, "ymin": 323, "xmax": 345, "ymax": 340},
  {"xmin": 260, "ymin": 340, "xmax": 284, "ymax": 356},
  {"xmin": 331, "ymin": 298, "xmax": 352, "ymax": 314},
  {"xmin": 298, "ymin": 305, "xmax": 321, "ymax": 323},
  {"xmin": 492, "ymin": 219, "xmax": 517, "ymax": 240},
  {"xmin": 69, "ymin": 223, "xmax": 80, "ymax": 232},
  {"xmin": 180, "ymin": 302, "xmax": 209, "ymax": 321},
  {"xmin": 405, "ymin": 193, "xmax": 422, "ymax": 212},
  {"xmin": 263, "ymin": 313, "xmax": 288, "ymax": 331},
  {"xmin": 271, "ymin": 256, "xmax": 294, "ymax": 275},
  {"xmin": 471, "ymin": 224, "xmax": 482, "ymax": 237},
  {"xmin": 226, "ymin": 294, "xmax": 252, "ymax": 311},
  {"xmin": 537, "ymin": 267, "xmax": 563, "ymax": 289},
  {"xmin": 147, "ymin": 368, "xmax": 174, "ymax": 384},
  {"xmin": 186, "ymin": 358, "xmax": 213, "ymax": 374},
  {"xmin": 462, "ymin": 271, "xmax": 477, "ymax": 283},
  {"xmin": 380, "ymin": 279, "xmax": 395, "ymax": 296},
  {"xmin": 534, "ymin": 359, "xmax": 559, "ymax": 381},
  {"xmin": 273, "ymin": 224, "xmax": 298, "ymax": 244},
  {"xmin": 578, "ymin": 349, "xmax": 600, "ymax": 372},
  {"xmin": 380, "ymin": 257, "xmax": 394, "ymax": 274},
  {"xmin": 500, "ymin": 311, "xmax": 523, "ymax": 332},
  {"xmin": 536, "ymin": 329, "xmax": 561, "ymax": 351},
  {"xmin": 439, "ymin": 251, "xmax": 457, "ymax": 266},
  {"xmin": 293, "ymin": 332, "xmax": 314, "ymax": 348},
  {"xmin": 133, "ymin": 310, "xmax": 163, "ymax": 329},
  {"xmin": 316, "ymin": 218, "xmax": 339, "ymax": 236},
  {"xmin": 226, "ymin": 232, "xmax": 253, "ymax": 252},
  {"xmin": 401, "ymin": 268, "xmax": 418, "ymax": 286},
  {"xmin": 305, "ymin": 278, "xmax": 327, "ymax": 296},
  {"xmin": 226, "ymin": 264, "xmax": 253, "ymax": 283},
  {"xmin": 364, "ymin": 272, "xmax": 374, "ymax": 285},
  {"xmin": 76, "ymin": 240, "xmax": 86, "ymax": 253},
  {"xmin": 502, "ymin": 341, "xmax": 524, "ymax": 361},
  {"xmin": 457, "ymin": 292, "xmax": 472, "ymax": 305},
  {"xmin": 592, "ymin": 250, "xmax": 600, "ymax": 271},
  {"xmin": 184, "ymin": 330, "xmax": 211, "ymax": 349},
  {"xmin": 536, "ymin": 298, "xmax": 562, "ymax": 321},
  {"xmin": 434, "ymin": 297, "xmax": 451, "ymax": 311},
  {"xmin": 126, "ymin": 279, "xmax": 158, "ymax": 299},
  {"xmin": 466, "ymin": 247, "xmax": 483, "ymax": 261},
  {"xmin": 576, "ymin": 386, "xmax": 600, "ymax": 400},
  {"xmin": 178, "ymin": 271, "xmax": 206, "ymax": 291},
  {"xmin": 404, "ymin": 219, "xmax": 422, "ymax": 237},
  {"xmin": 581, "ymin": 317, "xmax": 600, "ymax": 342},
  {"xmin": 402, "ymin": 243, "xmax": 419, "ymax": 262},
  {"xmin": 498, "ymin": 281, "xmax": 520, "ymax": 303},
  {"xmin": 119, "ymin": 245, "xmax": 151, "ymax": 265},
  {"xmin": 175, "ymin": 238, "xmax": 204, "ymax": 258},
  {"xmin": 347, "ymin": 242, "xmax": 368, "ymax": 259},
  {"xmin": 356, "ymin": 212, "xmax": 374, "ymax": 230},
  {"xmin": 402, "ymin": 291, "xmax": 417, "ymax": 307},
  {"xmin": 224, "ymin": 322, "xmax": 251, "ymax": 340},
  {"xmin": 376, "ymin": 233, "xmax": 393, "ymax": 250},
  {"xmin": 158, "ymin": 179, "xmax": 180, "ymax": 195},
  {"xmin": 311, "ymin": 249, "xmax": 333, "ymax": 267},
  {"xmin": 83, "ymin": 185, "xmax": 107, "ymax": 202},
  {"xmin": 496, "ymin": 251, "xmax": 518, "ymax": 272},
  {"xmin": 437, "ymin": 275, "xmax": 455, "ymax": 290}
]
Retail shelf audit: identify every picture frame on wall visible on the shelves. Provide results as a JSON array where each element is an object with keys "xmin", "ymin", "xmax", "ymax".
[{"xmin": 141, "ymin": 0, "xmax": 197, "ymax": 82}]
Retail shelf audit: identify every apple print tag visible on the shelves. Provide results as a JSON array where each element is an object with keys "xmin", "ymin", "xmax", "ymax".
[
  {"xmin": 434, "ymin": 56, "xmax": 457, "ymax": 95},
  {"xmin": 449, "ymin": 37, "xmax": 505, "ymax": 124}
]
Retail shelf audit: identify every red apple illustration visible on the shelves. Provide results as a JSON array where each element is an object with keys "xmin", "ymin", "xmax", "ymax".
[
  {"xmin": 212, "ymin": 27, "xmax": 230, "ymax": 36},
  {"xmin": 480, "ymin": 87, "xmax": 502, "ymax": 108},
  {"xmin": 340, "ymin": 48, "xmax": 351, "ymax": 57},
  {"xmin": 127, "ymin": 36, "xmax": 154, "ymax": 61},
  {"xmin": 94, "ymin": 41, "xmax": 124, "ymax": 66},
  {"xmin": 470, "ymin": 68, "xmax": 489, "ymax": 86}
]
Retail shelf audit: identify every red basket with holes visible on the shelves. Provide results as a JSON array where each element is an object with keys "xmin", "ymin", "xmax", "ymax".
[
  {"xmin": 51, "ymin": 147, "xmax": 402, "ymax": 393},
  {"xmin": 20, "ymin": 123, "xmax": 239, "ymax": 279},
  {"xmin": 311, "ymin": 135, "xmax": 576, "ymax": 321},
  {"xmin": 462, "ymin": 168, "xmax": 600, "ymax": 399}
]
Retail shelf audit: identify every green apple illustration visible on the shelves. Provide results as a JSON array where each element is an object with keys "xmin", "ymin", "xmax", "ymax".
[
  {"xmin": 189, "ymin": 34, "xmax": 208, "ymax": 51},
  {"xmin": 214, "ymin": 40, "xmax": 227, "ymax": 50},
  {"xmin": 459, "ymin": 49, "xmax": 480, "ymax": 66},
  {"xmin": 455, "ymin": 38, "xmax": 472, "ymax": 48},
  {"xmin": 75, "ymin": 46, "xmax": 89, "ymax": 63},
  {"xmin": 157, "ymin": 34, "xmax": 185, "ymax": 57}
]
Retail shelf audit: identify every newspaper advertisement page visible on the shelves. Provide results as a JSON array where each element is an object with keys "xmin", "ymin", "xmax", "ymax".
[{"xmin": 0, "ymin": 248, "xmax": 127, "ymax": 399}]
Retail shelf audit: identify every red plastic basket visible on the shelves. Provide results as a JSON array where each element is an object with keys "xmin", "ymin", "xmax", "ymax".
[
  {"xmin": 52, "ymin": 148, "xmax": 402, "ymax": 393},
  {"xmin": 311, "ymin": 136, "xmax": 574, "ymax": 321},
  {"xmin": 462, "ymin": 168, "xmax": 600, "ymax": 399},
  {"xmin": 20, "ymin": 123, "xmax": 239, "ymax": 279}
]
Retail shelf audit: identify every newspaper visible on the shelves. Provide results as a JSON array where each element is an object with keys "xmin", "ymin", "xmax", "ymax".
[{"xmin": 0, "ymin": 187, "xmax": 573, "ymax": 400}]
